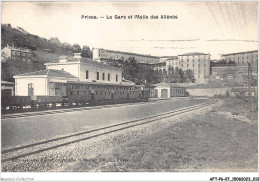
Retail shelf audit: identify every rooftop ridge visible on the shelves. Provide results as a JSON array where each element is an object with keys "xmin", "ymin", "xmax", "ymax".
[
  {"xmin": 178, "ymin": 52, "xmax": 210, "ymax": 56},
  {"xmin": 97, "ymin": 48, "xmax": 160, "ymax": 58},
  {"xmin": 221, "ymin": 50, "xmax": 258, "ymax": 56}
]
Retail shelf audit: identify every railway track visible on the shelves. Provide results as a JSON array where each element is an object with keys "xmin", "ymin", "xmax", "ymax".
[
  {"xmin": 1, "ymin": 99, "xmax": 218, "ymax": 163},
  {"xmin": 1, "ymin": 99, "xmax": 168, "ymax": 120}
]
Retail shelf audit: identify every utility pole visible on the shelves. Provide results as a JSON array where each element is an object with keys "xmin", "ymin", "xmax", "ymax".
[
  {"xmin": 247, "ymin": 62, "xmax": 253, "ymax": 112},
  {"xmin": 247, "ymin": 62, "xmax": 251, "ymax": 112}
]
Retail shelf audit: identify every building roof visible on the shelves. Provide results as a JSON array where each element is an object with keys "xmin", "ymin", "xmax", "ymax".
[
  {"xmin": 154, "ymin": 82, "xmax": 171, "ymax": 87},
  {"xmin": 122, "ymin": 79, "xmax": 135, "ymax": 84},
  {"xmin": 3, "ymin": 45, "xmax": 32, "ymax": 53},
  {"xmin": 231, "ymin": 87, "xmax": 255, "ymax": 92},
  {"xmin": 46, "ymin": 57, "xmax": 122, "ymax": 71},
  {"xmin": 97, "ymin": 48, "xmax": 160, "ymax": 59},
  {"xmin": 221, "ymin": 50, "xmax": 258, "ymax": 56},
  {"xmin": 166, "ymin": 56, "xmax": 178, "ymax": 60},
  {"xmin": 178, "ymin": 52, "xmax": 210, "ymax": 56},
  {"xmin": 1, "ymin": 81, "xmax": 15, "ymax": 85},
  {"xmin": 167, "ymin": 83, "xmax": 189, "ymax": 88},
  {"xmin": 67, "ymin": 80, "xmax": 140, "ymax": 87},
  {"xmin": 14, "ymin": 69, "xmax": 77, "ymax": 78}
]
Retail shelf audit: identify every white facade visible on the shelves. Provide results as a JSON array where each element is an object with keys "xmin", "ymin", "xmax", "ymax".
[
  {"xmin": 154, "ymin": 82, "xmax": 171, "ymax": 98},
  {"xmin": 177, "ymin": 53, "xmax": 210, "ymax": 84},
  {"xmin": 15, "ymin": 77, "xmax": 48, "ymax": 96},
  {"xmin": 14, "ymin": 74, "xmax": 77, "ymax": 96},
  {"xmin": 45, "ymin": 55, "xmax": 123, "ymax": 84}
]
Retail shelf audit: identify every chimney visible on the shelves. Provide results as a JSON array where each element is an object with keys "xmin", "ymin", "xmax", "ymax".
[
  {"xmin": 74, "ymin": 53, "xmax": 81, "ymax": 58},
  {"xmin": 59, "ymin": 56, "xmax": 68, "ymax": 62}
]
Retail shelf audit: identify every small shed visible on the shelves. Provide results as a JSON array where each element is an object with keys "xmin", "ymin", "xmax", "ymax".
[
  {"xmin": 1, "ymin": 81, "xmax": 15, "ymax": 97},
  {"xmin": 168, "ymin": 83, "xmax": 189, "ymax": 97},
  {"xmin": 154, "ymin": 82, "xmax": 171, "ymax": 98}
]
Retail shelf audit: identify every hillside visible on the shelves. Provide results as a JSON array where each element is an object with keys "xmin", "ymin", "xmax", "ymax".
[
  {"xmin": 1, "ymin": 24, "xmax": 94, "ymax": 82},
  {"xmin": 1, "ymin": 24, "xmax": 73, "ymax": 56}
]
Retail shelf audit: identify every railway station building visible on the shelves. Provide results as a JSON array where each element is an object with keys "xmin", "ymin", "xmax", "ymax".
[{"xmin": 13, "ymin": 53, "xmax": 137, "ymax": 96}]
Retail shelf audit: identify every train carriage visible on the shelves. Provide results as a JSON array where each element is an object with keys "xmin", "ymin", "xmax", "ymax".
[{"xmin": 1, "ymin": 82, "xmax": 150, "ymax": 113}]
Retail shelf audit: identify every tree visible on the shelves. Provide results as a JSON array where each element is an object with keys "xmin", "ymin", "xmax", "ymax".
[
  {"xmin": 107, "ymin": 59, "xmax": 123, "ymax": 68},
  {"xmin": 184, "ymin": 69, "xmax": 195, "ymax": 83},
  {"xmin": 106, "ymin": 57, "xmax": 158, "ymax": 85},
  {"xmin": 48, "ymin": 37, "xmax": 61, "ymax": 46},
  {"xmin": 81, "ymin": 46, "xmax": 93, "ymax": 58},
  {"xmin": 61, "ymin": 42, "xmax": 73, "ymax": 52},
  {"xmin": 122, "ymin": 57, "xmax": 139, "ymax": 82},
  {"xmin": 72, "ymin": 44, "xmax": 82, "ymax": 53}
]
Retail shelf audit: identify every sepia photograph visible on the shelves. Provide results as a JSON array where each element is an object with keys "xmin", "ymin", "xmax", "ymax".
[{"xmin": 1, "ymin": 0, "xmax": 259, "ymax": 181}]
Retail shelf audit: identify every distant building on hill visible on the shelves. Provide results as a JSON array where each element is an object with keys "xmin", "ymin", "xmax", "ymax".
[{"xmin": 1, "ymin": 45, "xmax": 34, "ymax": 63}]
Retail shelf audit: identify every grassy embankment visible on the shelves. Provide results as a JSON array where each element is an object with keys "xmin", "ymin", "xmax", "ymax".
[{"xmin": 69, "ymin": 97, "xmax": 258, "ymax": 172}]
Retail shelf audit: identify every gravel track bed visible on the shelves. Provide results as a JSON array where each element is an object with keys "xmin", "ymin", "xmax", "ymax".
[{"xmin": 2, "ymin": 100, "xmax": 220, "ymax": 172}]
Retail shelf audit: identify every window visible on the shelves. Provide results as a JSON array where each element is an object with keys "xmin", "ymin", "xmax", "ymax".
[
  {"xmin": 102, "ymin": 73, "xmax": 105, "ymax": 80},
  {"xmin": 11, "ymin": 51, "xmax": 15, "ymax": 55},
  {"xmin": 97, "ymin": 72, "xmax": 99, "ymax": 80},
  {"xmin": 187, "ymin": 64, "xmax": 189, "ymax": 67},
  {"xmin": 187, "ymin": 59, "xmax": 189, "ymax": 62},
  {"xmin": 116, "ymin": 74, "xmax": 118, "ymax": 82},
  {"xmin": 55, "ymin": 84, "xmax": 60, "ymax": 89},
  {"xmin": 108, "ymin": 73, "xmax": 110, "ymax": 81},
  {"xmin": 86, "ymin": 70, "xmax": 89, "ymax": 79}
]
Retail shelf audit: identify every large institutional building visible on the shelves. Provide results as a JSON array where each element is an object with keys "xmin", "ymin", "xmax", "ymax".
[
  {"xmin": 177, "ymin": 53, "xmax": 211, "ymax": 83},
  {"xmin": 93, "ymin": 48, "xmax": 160, "ymax": 64},
  {"xmin": 93, "ymin": 48, "xmax": 211, "ymax": 83},
  {"xmin": 151, "ymin": 53, "xmax": 211, "ymax": 83},
  {"xmin": 221, "ymin": 50, "xmax": 258, "ymax": 66}
]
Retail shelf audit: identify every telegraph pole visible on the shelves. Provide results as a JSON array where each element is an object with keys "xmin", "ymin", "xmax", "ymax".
[{"xmin": 247, "ymin": 62, "xmax": 253, "ymax": 112}]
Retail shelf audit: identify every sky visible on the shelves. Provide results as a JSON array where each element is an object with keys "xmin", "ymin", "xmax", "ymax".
[{"xmin": 1, "ymin": 1, "xmax": 258, "ymax": 59}]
